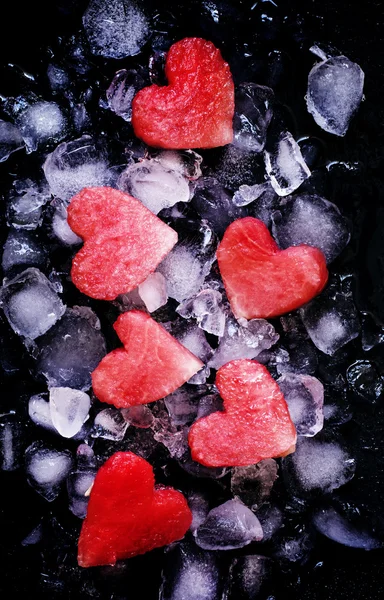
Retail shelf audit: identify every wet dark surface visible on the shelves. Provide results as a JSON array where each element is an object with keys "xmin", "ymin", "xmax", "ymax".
[{"xmin": 1, "ymin": 0, "xmax": 384, "ymax": 598}]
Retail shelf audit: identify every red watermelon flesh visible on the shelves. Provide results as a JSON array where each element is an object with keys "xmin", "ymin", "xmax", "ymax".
[
  {"xmin": 67, "ymin": 187, "xmax": 178, "ymax": 300},
  {"xmin": 92, "ymin": 310, "xmax": 204, "ymax": 408},
  {"xmin": 217, "ymin": 217, "xmax": 328, "ymax": 319},
  {"xmin": 78, "ymin": 452, "xmax": 192, "ymax": 567},
  {"xmin": 131, "ymin": 37, "xmax": 234, "ymax": 149},
  {"xmin": 188, "ymin": 359, "xmax": 297, "ymax": 467}
]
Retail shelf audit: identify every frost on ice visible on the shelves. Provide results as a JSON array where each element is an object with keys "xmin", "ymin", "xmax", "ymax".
[
  {"xmin": 177, "ymin": 289, "xmax": 226, "ymax": 338},
  {"xmin": 16, "ymin": 101, "xmax": 66, "ymax": 153},
  {"xmin": 106, "ymin": 69, "xmax": 145, "ymax": 122},
  {"xmin": 264, "ymin": 132, "xmax": 311, "ymax": 196},
  {"xmin": 0, "ymin": 119, "xmax": 24, "ymax": 162},
  {"xmin": 277, "ymin": 373, "xmax": 324, "ymax": 437},
  {"xmin": 233, "ymin": 83, "xmax": 274, "ymax": 153},
  {"xmin": 25, "ymin": 441, "xmax": 73, "ymax": 501},
  {"xmin": 313, "ymin": 506, "xmax": 381, "ymax": 550},
  {"xmin": 49, "ymin": 387, "xmax": 91, "ymax": 438}
]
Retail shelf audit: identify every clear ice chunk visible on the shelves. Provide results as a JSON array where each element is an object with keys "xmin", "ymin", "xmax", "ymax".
[
  {"xmin": 160, "ymin": 539, "xmax": 223, "ymax": 600},
  {"xmin": 172, "ymin": 322, "xmax": 212, "ymax": 384},
  {"xmin": 152, "ymin": 149, "xmax": 203, "ymax": 180},
  {"xmin": 0, "ymin": 414, "xmax": 24, "ymax": 471},
  {"xmin": 208, "ymin": 317, "xmax": 279, "ymax": 370},
  {"xmin": 273, "ymin": 528, "xmax": 313, "ymax": 564},
  {"xmin": 47, "ymin": 64, "xmax": 70, "ymax": 94},
  {"xmin": 35, "ymin": 307, "xmax": 106, "ymax": 390},
  {"xmin": 28, "ymin": 394, "xmax": 56, "ymax": 432},
  {"xmin": 346, "ymin": 360, "xmax": 384, "ymax": 402},
  {"xmin": 306, "ymin": 55, "xmax": 364, "ymax": 136},
  {"xmin": 264, "ymin": 132, "xmax": 311, "ymax": 196},
  {"xmin": 83, "ymin": 0, "xmax": 150, "ymax": 59},
  {"xmin": 164, "ymin": 386, "xmax": 205, "ymax": 426},
  {"xmin": 313, "ymin": 507, "xmax": 381, "ymax": 550},
  {"xmin": 225, "ymin": 555, "xmax": 273, "ymax": 600},
  {"xmin": 231, "ymin": 460, "xmax": 279, "ymax": 510},
  {"xmin": 91, "ymin": 408, "xmax": 129, "ymax": 441},
  {"xmin": 157, "ymin": 223, "xmax": 217, "ymax": 302},
  {"xmin": 277, "ymin": 373, "xmax": 324, "ymax": 436},
  {"xmin": 191, "ymin": 177, "xmax": 246, "ymax": 237},
  {"xmin": 67, "ymin": 467, "xmax": 97, "ymax": 518},
  {"xmin": 106, "ymin": 69, "xmax": 144, "ymax": 122},
  {"xmin": 0, "ymin": 119, "xmax": 24, "ymax": 162},
  {"xmin": 285, "ymin": 437, "xmax": 355, "ymax": 493},
  {"xmin": 177, "ymin": 289, "xmax": 226, "ymax": 337},
  {"xmin": 138, "ymin": 272, "xmax": 168, "ymax": 313},
  {"xmin": 187, "ymin": 490, "xmax": 210, "ymax": 532},
  {"xmin": 300, "ymin": 278, "xmax": 360, "ymax": 355},
  {"xmin": 6, "ymin": 179, "xmax": 49, "ymax": 230},
  {"xmin": 194, "ymin": 499, "xmax": 263, "ymax": 550},
  {"xmin": 232, "ymin": 182, "xmax": 271, "ymax": 207},
  {"xmin": 43, "ymin": 135, "xmax": 114, "ymax": 202},
  {"xmin": 16, "ymin": 101, "xmax": 66, "ymax": 153},
  {"xmin": 271, "ymin": 193, "xmax": 350, "ymax": 263},
  {"xmin": 121, "ymin": 405, "xmax": 154, "ymax": 428},
  {"xmin": 51, "ymin": 199, "xmax": 83, "ymax": 245},
  {"xmin": 1, "ymin": 229, "xmax": 48, "ymax": 275},
  {"xmin": 0, "ymin": 268, "xmax": 65, "ymax": 340},
  {"xmin": 361, "ymin": 311, "xmax": 384, "ymax": 351},
  {"xmin": 25, "ymin": 441, "xmax": 73, "ymax": 501},
  {"xmin": 49, "ymin": 387, "xmax": 91, "ymax": 438},
  {"xmin": 233, "ymin": 83, "xmax": 274, "ymax": 152},
  {"xmin": 118, "ymin": 158, "xmax": 191, "ymax": 215},
  {"xmin": 257, "ymin": 504, "xmax": 284, "ymax": 541}
]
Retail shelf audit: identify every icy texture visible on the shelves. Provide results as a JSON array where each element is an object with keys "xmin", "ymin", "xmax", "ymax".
[
  {"xmin": 47, "ymin": 64, "xmax": 70, "ymax": 93},
  {"xmin": 49, "ymin": 387, "xmax": 91, "ymax": 438},
  {"xmin": 233, "ymin": 83, "xmax": 274, "ymax": 152},
  {"xmin": 277, "ymin": 373, "xmax": 324, "ymax": 436},
  {"xmin": 287, "ymin": 438, "xmax": 355, "ymax": 493},
  {"xmin": 157, "ymin": 223, "xmax": 217, "ymax": 302},
  {"xmin": 138, "ymin": 272, "xmax": 168, "ymax": 313},
  {"xmin": 208, "ymin": 317, "xmax": 279, "ymax": 370},
  {"xmin": 6, "ymin": 180, "xmax": 49, "ymax": 230},
  {"xmin": 196, "ymin": 393, "xmax": 224, "ymax": 419},
  {"xmin": 231, "ymin": 460, "xmax": 279, "ymax": 509},
  {"xmin": 177, "ymin": 289, "xmax": 226, "ymax": 337},
  {"xmin": 1, "ymin": 229, "xmax": 47, "ymax": 275},
  {"xmin": 164, "ymin": 386, "xmax": 206, "ymax": 426},
  {"xmin": 313, "ymin": 507, "xmax": 381, "ymax": 550},
  {"xmin": 278, "ymin": 313, "xmax": 319, "ymax": 375},
  {"xmin": 152, "ymin": 150, "xmax": 203, "ymax": 180},
  {"xmin": 51, "ymin": 199, "xmax": 83, "ymax": 245},
  {"xmin": 172, "ymin": 322, "xmax": 212, "ymax": 384},
  {"xmin": 224, "ymin": 555, "xmax": 273, "ymax": 600},
  {"xmin": 160, "ymin": 540, "xmax": 222, "ymax": 600},
  {"xmin": 0, "ymin": 414, "xmax": 24, "ymax": 471},
  {"xmin": 187, "ymin": 490, "xmax": 210, "ymax": 532},
  {"xmin": 0, "ymin": 268, "xmax": 65, "ymax": 340},
  {"xmin": 36, "ymin": 308, "xmax": 106, "ymax": 390},
  {"xmin": 92, "ymin": 408, "xmax": 129, "ymax": 441},
  {"xmin": 361, "ymin": 311, "xmax": 384, "ymax": 351},
  {"xmin": 306, "ymin": 55, "xmax": 364, "ymax": 136},
  {"xmin": 83, "ymin": 0, "xmax": 149, "ymax": 59},
  {"xmin": 67, "ymin": 468, "xmax": 97, "ymax": 518},
  {"xmin": 43, "ymin": 136, "xmax": 114, "ymax": 202},
  {"xmin": 25, "ymin": 442, "xmax": 73, "ymax": 501},
  {"xmin": 121, "ymin": 405, "xmax": 154, "ymax": 428},
  {"xmin": 272, "ymin": 193, "xmax": 350, "ymax": 263},
  {"xmin": 191, "ymin": 177, "xmax": 246, "ymax": 237},
  {"xmin": 273, "ymin": 528, "xmax": 313, "ymax": 564},
  {"xmin": 28, "ymin": 394, "xmax": 56, "ymax": 432},
  {"xmin": 194, "ymin": 500, "xmax": 263, "ymax": 550},
  {"xmin": 17, "ymin": 101, "xmax": 66, "ymax": 152},
  {"xmin": 106, "ymin": 69, "xmax": 144, "ymax": 121},
  {"xmin": 257, "ymin": 504, "xmax": 284, "ymax": 541},
  {"xmin": 118, "ymin": 158, "xmax": 190, "ymax": 215},
  {"xmin": 265, "ymin": 132, "xmax": 311, "ymax": 196},
  {"xmin": 21, "ymin": 523, "xmax": 43, "ymax": 546},
  {"xmin": 233, "ymin": 182, "xmax": 270, "ymax": 207},
  {"xmin": 0, "ymin": 119, "xmax": 24, "ymax": 162},
  {"xmin": 300, "ymin": 278, "xmax": 360, "ymax": 355},
  {"xmin": 346, "ymin": 360, "xmax": 384, "ymax": 402}
]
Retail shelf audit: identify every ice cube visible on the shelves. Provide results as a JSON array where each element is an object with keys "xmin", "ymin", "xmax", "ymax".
[
  {"xmin": 346, "ymin": 360, "xmax": 384, "ymax": 402},
  {"xmin": 0, "ymin": 268, "xmax": 65, "ymax": 340},
  {"xmin": 300, "ymin": 278, "xmax": 360, "ymax": 355},
  {"xmin": 21, "ymin": 523, "xmax": 43, "ymax": 546},
  {"xmin": 153, "ymin": 415, "xmax": 189, "ymax": 459},
  {"xmin": 118, "ymin": 158, "xmax": 191, "ymax": 215},
  {"xmin": 273, "ymin": 528, "xmax": 314, "ymax": 564},
  {"xmin": 313, "ymin": 506, "xmax": 381, "ymax": 550},
  {"xmin": 138, "ymin": 272, "xmax": 168, "ymax": 313},
  {"xmin": 67, "ymin": 468, "xmax": 97, "ymax": 518},
  {"xmin": 361, "ymin": 311, "xmax": 384, "ymax": 351},
  {"xmin": 0, "ymin": 413, "xmax": 24, "ymax": 471},
  {"xmin": 1, "ymin": 229, "xmax": 48, "ymax": 275},
  {"xmin": 233, "ymin": 83, "xmax": 274, "ymax": 152},
  {"xmin": 51, "ymin": 199, "xmax": 82, "ymax": 246},
  {"xmin": 160, "ymin": 539, "xmax": 223, "ymax": 600},
  {"xmin": 6, "ymin": 180, "xmax": 49, "ymax": 230},
  {"xmin": 172, "ymin": 322, "xmax": 212, "ymax": 384},
  {"xmin": 224, "ymin": 555, "xmax": 273, "ymax": 600},
  {"xmin": 194, "ymin": 499, "xmax": 263, "ymax": 550},
  {"xmin": 197, "ymin": 393, "xmax": 224, "ymax": 419},
  {"xmin": 164, "ymin": 386, "xmax": 205, "ymax": 426},
  {"xmin": 187, "ymin": 490, "xmax": 210, "ymax": 532},
  {"xmin": 91, "ymin": 408, "xmax": 129, "ymax": 441},
  {"xmin": 83, "ymin": 0, "xmax": 150, "ymax": 59},
  {"xmin": 232, "ymin": 182, "xmax": 271, "ymax": 207},
  {"xmin": 152, "ymin": 149, "xmax": 203, "ymax": 180},
  {"xmin": 28, "ymin": 394, "xmax": 56, "ymax": 432},
  {"xmin": 157, "ymin": 223, "xmax": 217, "ymax": 302},
  {"xmin": 0, "ymin": 119, "xmax": 24, "ymax": 162},
  {"xmin": 106, "ymin": 69, "xmax": 144, "ymax": 122},
  {"xmin": 49, "ymin": 387, "xmax": 91, "ymax": 438},
  {"xmin": 264, "ymin": 132, "xmax": 311, "ymax": 196},
  {"xmin": 256, "ymin": 504, "xmax": 284, "ymax": 541},
  {"xmin": 25, "ymin": 442, "xmax": 73, "ymax": 501},
  {"xmin": 213, "ymin": 145, "xmax": 264, "ymax": 191},
  {"xmin": 284, "ymin": 437, "xmax": 355, "ymax": 493},
  {"xmin": 16, "ymin": 101, "xmax": 66, "ymax": 153},
  {"xmin": 35, "ymin": 307, "xmax": 106, "ymax": 390},
  {"xmin": 47, "ymin": 64, "xmax": 70, "ymax": 94},
  {"xmin": 231, "ymin": 460, "xmax": 279, "ymax": 510},
  {"xmin": 306, "ymin": 55, "xmax": 364, "ymax": 136},
  {"xmin": 208, "ymin": 317, "xmax": 279, "ymax": 370},
  {"xmin": 277, "ymin": 373, "xmax": 324, "ymax": 437},
  {"xmin": 271, "ymin": 193, "xmax": 350, "ymax": 263},
  {"xmin": 191, "ymin": 177, "xmax": 246, "ymax": 237},
  {"xmin": 43, "ymin": 135, "xmax": 114, "ymax": 202},
  {"xmin": 121, "ymin": 405, "xmax": 154, "ymax": 428},
  {"xmin": 177, "ymin": 289, "xmax": 226, "ymax": 337},
  {"xmin": 178, "ymin": 450, "xmax": 228, "ymax": 479}
]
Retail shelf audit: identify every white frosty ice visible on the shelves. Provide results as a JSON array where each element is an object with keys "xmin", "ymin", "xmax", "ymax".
[
  {"xmin": 17, "ymin": 101, "xmax": 66, "ymax": 152},
  {"xmin": 49, "ymin": 387, "xmax": 91, "ymax": 438},
  {"xmin": 277, "ymin": 373, "xmax": 324, "ymax": 437},
  {"xmin": 0, "ymin": 119, "xmax": 24, "ymax": 162},
  {"xmin": 264, "ymin": 132, "xmax": 311, "ymax": 196},
  {"xmin": 138, "ymin": 272, "xmax": 168, "ymax": 313}
]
